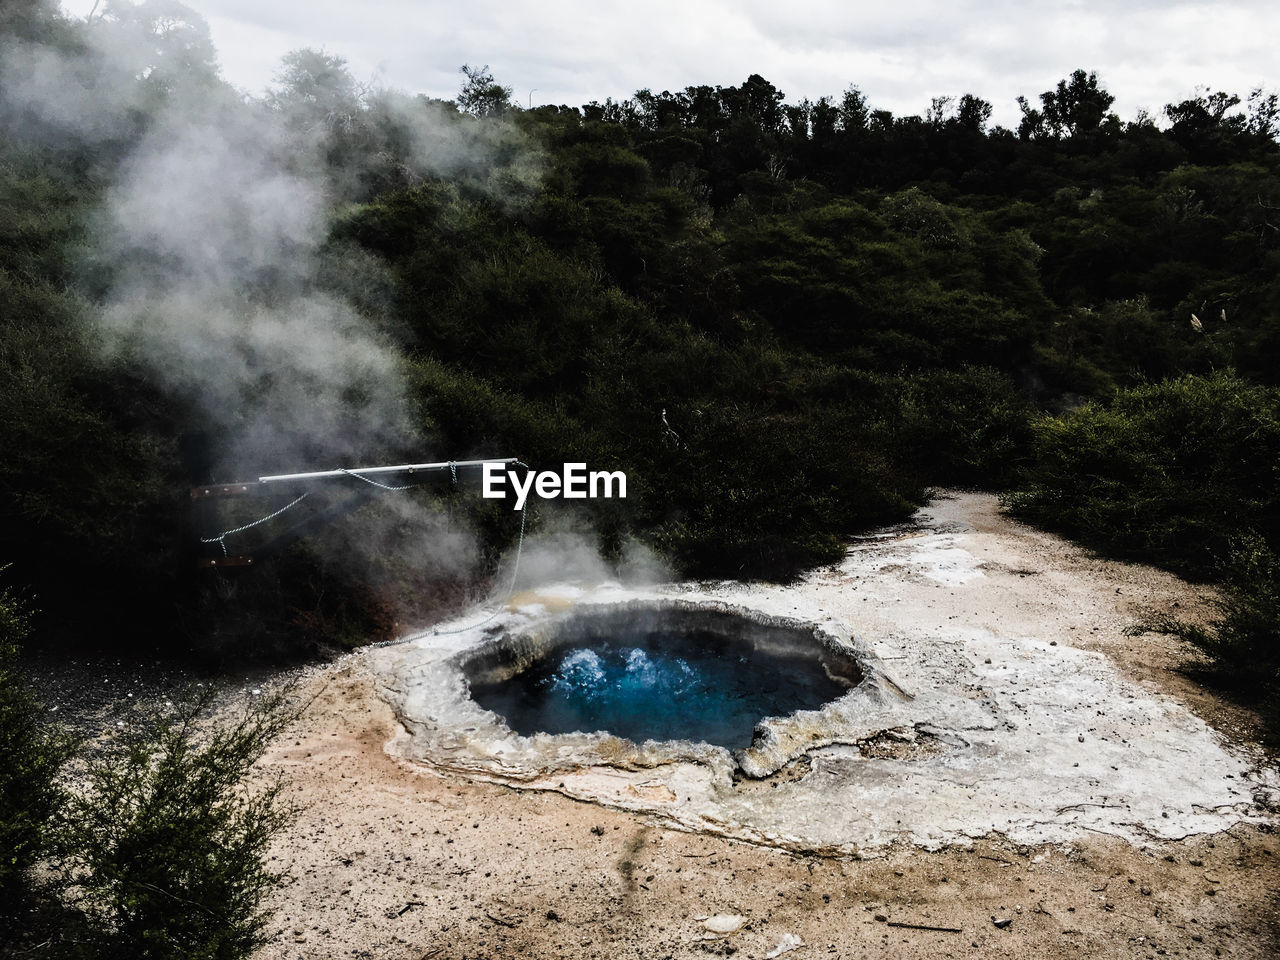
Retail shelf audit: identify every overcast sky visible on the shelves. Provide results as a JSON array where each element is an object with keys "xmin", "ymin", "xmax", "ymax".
[{"xmin": 68, "ymin": 0, "xmax": 1279, "ymax": 127}]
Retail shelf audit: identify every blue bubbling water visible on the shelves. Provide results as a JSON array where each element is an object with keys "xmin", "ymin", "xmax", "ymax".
[{"xmin": 468, "ymin": 630, "xmax": 850, "ymax": 749}]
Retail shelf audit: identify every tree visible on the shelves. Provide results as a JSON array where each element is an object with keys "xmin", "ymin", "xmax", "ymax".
[
  {"xmin": 457, "ymin": 63, "xmax": 513, "ymax": 118},
  {"xmin": 955, "ymin": 94, "xmax": 993, "ymax": 133},
  {"xmin": 721, "ymin": 74, "xmax": 786, "ymax": 134},
  {"xmin": 0, "ymin": 0, "xmax": 70, "ymax": 42},
  {"xmin": 683, "ymin": 84, "xmax": 724, "ymax": 132},
  {"xmin": 1246, "ymin": 88, "xmax": 1280, "ymax": 141},
  {"xmin": 634, "ymin": 88, "xmax": 688, "ymax": 130},
  {"xmin": 268, "ymin": 48, "xmax": 364, "ymax": 130},
  {"xmin": 94, "ymin": 0, "xmax": 220, "ymax": 94},
  {"xmin": 1165, "ymin": 88, "xmax": 1252, "ymax": 162},
  {"xmin": 810, "ymin": 94, "xmax": 839, "ymax": 141},
  {"xmin": 926, "ymin": 95, "xmax": 954, "ymax": 127},
  {"xmin": 1022, "ymin": 69, "xmax": 1116, "ymax": 139},
  {"xmin": 837, "ymin": 86, "xmax": 869, "ymax": 131},
  {"xmin": 1016, "ymin": 95, "xmax": 1045, "ymax": 140}
]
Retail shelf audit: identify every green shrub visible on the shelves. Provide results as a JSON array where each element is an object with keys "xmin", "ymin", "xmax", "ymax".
[
  {"xmin": 1008, "ymin": 372, "xmax": 1280, "ymax": 576},
  {"xmin": 885, "ymin": 367, "xmax": 1031, "ymax": 488},
  {"xmin": 1183, "ymin": 534, "xmax": 1280, "ymax": 696},
  {"xmin": 646, "ymin": 405, "xmax": 917, "ymax": 578},
  {"xmin": 0, "ymin": 572, "xmax": 73, "ymax": 912},
  {"xmin": 52, "ymin": 689, "xmax": 297, "ymax": 960}
]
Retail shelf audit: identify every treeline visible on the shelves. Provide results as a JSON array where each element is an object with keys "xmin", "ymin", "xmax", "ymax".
[{"xmin": 0, "ymin": 0, "xmax": 1277, "ymax": 677}]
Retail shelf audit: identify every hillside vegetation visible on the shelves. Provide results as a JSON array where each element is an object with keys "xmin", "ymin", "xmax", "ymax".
[{"xmin": 0, "ymin": 0, "xmax": 1276, "ymax": 682}]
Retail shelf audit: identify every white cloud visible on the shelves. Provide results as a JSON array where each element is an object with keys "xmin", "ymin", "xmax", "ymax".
[{"xmin": 64, "ymin": 0, "xmax": 1279, "ymax": 126}]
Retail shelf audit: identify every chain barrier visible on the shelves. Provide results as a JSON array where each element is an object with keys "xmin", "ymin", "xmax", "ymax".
[{"xmin": 199, "ymin": 492, "xmax": 311, "ymax": 557}]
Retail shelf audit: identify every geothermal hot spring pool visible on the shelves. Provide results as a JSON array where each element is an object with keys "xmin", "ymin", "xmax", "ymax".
[
  {"xmin": 455, "ymin": 602, "xmax": 870, "ymax": 760},
  {"xmin": 374, "ymin": 567, "xmax": 1274, "ymax": 855},
  {"xmin": 464, "ymin": 625, "xmax": 857, "ymax": 749}
]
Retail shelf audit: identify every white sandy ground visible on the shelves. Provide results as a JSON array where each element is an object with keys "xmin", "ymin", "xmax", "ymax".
[{"xmin": 254, "ymin": 492, "xmax": 1280, "ymax": 959}]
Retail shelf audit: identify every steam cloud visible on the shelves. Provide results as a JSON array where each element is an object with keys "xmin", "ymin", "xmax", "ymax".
[
  {"xmin": 93, "ymin": 108, "xmax": 413, "ymax": 474},
  {"xmin": 1, "ymin": 1, "xmax": 665, "ymax": 616},
  {"xmin": 3, "ymin": 2, "xmax": 539, "ymax": 476}
]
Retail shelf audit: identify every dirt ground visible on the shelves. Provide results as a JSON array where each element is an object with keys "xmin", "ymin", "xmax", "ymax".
[{"xmin": 254, "ymin": 495, "xmax": 1280, "ymax": 960}]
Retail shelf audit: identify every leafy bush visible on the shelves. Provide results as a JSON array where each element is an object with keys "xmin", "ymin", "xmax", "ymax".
[
  {"xmin": 51, "ymin": 689, "xmax": 297, "ymax": 960},
  {"xmin": 1007, "ymin": 372, "xmax": 1280, "ymax": 576},
  {"xmin": 0, "ymin": 576, "xmax": 297, "ymax": 957},
  {"xmin": 645, "ymin": 405, "xmax": 917, "ymax": 577},
  {"xmin": 0, "ymin": 572, "xmax": 73, "ymax": 912},
  {"xmin": 884, "ymin": 367, "xmax": 1031, "ymax": 488},
  {"xmin": 1137, "ymin": 533, "xmax": 1280, "ymax": 733},
  {"xmin": 1181, "ymin": 534, "xmax": 1280, "ymax": 699}
]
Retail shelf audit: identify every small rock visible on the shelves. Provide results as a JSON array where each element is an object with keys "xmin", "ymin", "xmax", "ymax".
[
  {"xmin": 704, "ymin": 915, "xmax": 746, "ymax": 935},
  {"xmin": 764, "ymin": 933, "xmax": 804, "ymax": 958},
  {"xmin": 874, "ymin": 914, "xmax": 888, "ymax": 923},
  {"xmin": 992, "ymin": 917, "xmax": 1013, "ymax": 929}
]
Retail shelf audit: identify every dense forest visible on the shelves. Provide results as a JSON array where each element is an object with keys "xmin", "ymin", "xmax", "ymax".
[{"xmin": 0, "ymin": 0, "xmax": 1276, "ymax": 673}]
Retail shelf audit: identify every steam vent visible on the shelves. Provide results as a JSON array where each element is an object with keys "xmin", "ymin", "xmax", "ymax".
[{"xmin": 372, "ymin": 500, "xmax": 1276, "ymax": 857}]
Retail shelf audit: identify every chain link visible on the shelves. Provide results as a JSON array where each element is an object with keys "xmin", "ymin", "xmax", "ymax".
[
  {"xmin": 339, "ymin": 468, "xmax": 416, "ymax": 491},
  {"xmin": 199, "ymin": 460, "xmax": 530, "ymax": 641},
  {"xmin": 199, "ymin": 492, "xmax": 311, "ymax": 556}
]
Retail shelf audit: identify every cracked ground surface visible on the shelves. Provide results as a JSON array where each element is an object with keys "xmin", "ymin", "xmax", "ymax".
[{"xmin": 254, "ymin": 493, "xmax": 1280, "ymax": 959}]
